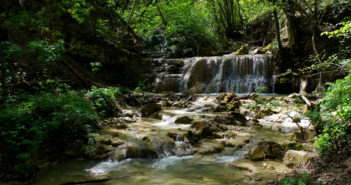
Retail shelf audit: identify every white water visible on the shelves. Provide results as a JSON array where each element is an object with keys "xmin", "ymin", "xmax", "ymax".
[{"xmin": 178, "ymin": 55, "xmax": 273, "ymax": 94}]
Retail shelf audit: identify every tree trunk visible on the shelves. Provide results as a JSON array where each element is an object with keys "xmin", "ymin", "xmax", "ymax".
[
  {"xmin": 299, "ymin": 77, "xmax": 308, "ymax": 96},
  {"xmin": 311, "ymin": 25, "xmax": 326, "ymax": 92},
  {"xmin": 285, "ymin": 14, "xmax": 297, "ymax": 52},
  {"xmin": 273, "ymin": 9, "xmax": 282, "ymax": 51}
]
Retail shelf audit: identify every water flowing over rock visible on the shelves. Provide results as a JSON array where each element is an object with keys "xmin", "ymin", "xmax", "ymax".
[{"xmin": 154, "ymin": 54, "xmax": 274, "ymax": 94}]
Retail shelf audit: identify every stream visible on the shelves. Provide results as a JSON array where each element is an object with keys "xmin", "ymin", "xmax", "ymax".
[{"xmin": 31, "ymin": 94, "xmax": 313, "ymax": 185}]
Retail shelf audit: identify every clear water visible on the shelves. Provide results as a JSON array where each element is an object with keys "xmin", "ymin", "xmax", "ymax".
[{"xmin": 31, "ymin": 97, "xmax": 293, "ymax": 185}]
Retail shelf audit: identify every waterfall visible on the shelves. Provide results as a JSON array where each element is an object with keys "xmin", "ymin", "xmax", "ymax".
[
  {"xmin": 178, "ymin": 54, "xmax": 273, "ymax": 94},
  {"xmin": 153, "ymin": 54, "xmax": 273, "ymax": 94}
]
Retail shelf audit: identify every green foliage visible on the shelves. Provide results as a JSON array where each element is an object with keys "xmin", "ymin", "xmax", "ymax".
[
  {"xmin": 279, "ymin": 173, "xmax": 319, "ymax": 185},
  {"xmin": 322, "ymin": 20, "xmax": 351, "ymax": 39},
  {"xmin": 27, "ymin": 39, "xmax": 65, "ymax": 64},
  {"xmin": 62, "ymin": 0, "xmax": 94, "ymax": 24},
  {"xmin": 0, "ymin": 40, "xmax": 66, "ymax": 86},
  {"xmin": 315, "ymin": 71, "xmax": 351, "ymax": 155},
  {"xmin": 0, "ymin": 92, "xmax": 97, "ymax": 175},
  {"xmin": 255, "ymin": 86, "xmax": 269, "ymax": 94},
  {"xmin": 138, "ymin": 0, "xmax": 218, "ymax": 57},
  {"xmin": 90, "ymin": 62, "xmax": 102, "ymax": 72},
  {"xmin": 86, "ymin": 86, "xmax": 122, "ymax": 118}
]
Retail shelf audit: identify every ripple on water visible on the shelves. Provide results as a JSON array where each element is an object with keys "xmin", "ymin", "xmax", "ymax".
[
  {"xmin": 151, "ymin": 155, "xmax": 194, "ymax": 170},
  {"xmin": 86, "ymin": 159, "xmax": 132, "ymax": 175}
]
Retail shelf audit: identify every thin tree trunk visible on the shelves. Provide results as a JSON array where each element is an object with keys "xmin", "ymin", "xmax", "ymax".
[
  {"xmin": 273, "ymin": 9, "xmax": 282, "ymax": 51},
  {"xmin": 311, "ymin": 26, "xmax": 325, "ymax": 92}
]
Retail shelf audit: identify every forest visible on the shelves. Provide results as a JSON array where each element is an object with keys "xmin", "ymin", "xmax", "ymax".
[{"xmin": 0, "ymin": 0, "xmax": 351, "ymax": 184}]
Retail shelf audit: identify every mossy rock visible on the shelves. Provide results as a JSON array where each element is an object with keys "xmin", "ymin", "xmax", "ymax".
[
  {"xmin": 175, "ymin": 116, "xmax": 193, "ymax": 124},
  {"xmin": 235, "ymin": 45, "xmax": 249, "ymax": 55}
]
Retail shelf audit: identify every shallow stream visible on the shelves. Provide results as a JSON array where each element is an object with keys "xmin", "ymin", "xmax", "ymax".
[{"xmin": 32, "ymin": 96, "xmax": 299, "ymax": 185}]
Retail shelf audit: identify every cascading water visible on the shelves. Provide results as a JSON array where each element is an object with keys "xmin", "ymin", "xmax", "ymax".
[{"xmin": 179, "ymin": 54, "xmax": 273, "ymax": 94}]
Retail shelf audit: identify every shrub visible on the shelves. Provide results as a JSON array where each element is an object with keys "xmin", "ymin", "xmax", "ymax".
[
  {"xmin": 86, "ymin": 86, "xmax": 122, "ymax": 118},
  {"xmin": 0, "ymin": 92, "xmax": 97, "ymax": 176},
  {"xmin": 315, "ymin": 71, "xmax": 351, "ymax": 155},
  {"xmin": 279, "ymin": 173, "xmax": 320, "ymax": 185}
]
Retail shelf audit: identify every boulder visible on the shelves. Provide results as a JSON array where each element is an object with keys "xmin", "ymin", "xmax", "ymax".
[
  {"xmin": 175, "ymin": 116, "xmax": 193, "ymax": 124},
  {"xmin": 194, "ymin": 140, "xmax": 224, "ymax": 154},
  {"xmin": 144, "ymin": 136, "xmax": 176, "ymax": 156},
  {"xmin": 239, "ymin": 93, "xmax": 257, "ymax": 100},
  {"xmin": 188, "ymin": 121, "xmax": 219, "ymax": 143},
  {"xmin": 235, "ymin": 45, "xmax": 249, "ymax": 55},
  {"xmin": 283, "ymin": 150, "xmax": 316, "ymax": 168},
  {"xmin": 249, "ymin": 141, "xmax": 283, "ymax": 161},
  {"xmin": 223, "ymin": 138, "xmax": 246, "ymax": 148},
  {"xmin": 228, "ymin": 111, "xmax": 247, "ymax": 124},
  {"xmin": 149, "ymin": 111, "xmax": 162, "ymax": 120},
  {"xmin": 141, "ymin": 103, "xmax": 162, "ymax": 117},
  {"xmin": 216, "ymin": 93, "xmax": 242, "ymax": 111},
  {"xmin": 217, "ymin": 92, "xmax": 237, "ymax": 102},
  {"xmin": 212, "ymin": 116, "xmax": 239, "ymax": 125},
  {"xmin": 109, "ymin": 143, "xmax": 158, "ymax": 160}
]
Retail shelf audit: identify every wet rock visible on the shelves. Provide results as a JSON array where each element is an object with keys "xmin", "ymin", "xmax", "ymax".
[
  {"xmin": 121, "ymin": 110, "xmax": 137, "ymax": 118},
  {"xmin": 229, "ymin": 162, "xmax": 255, "ymax": 172},
  {"xmin": 251, "ymin": 47, "xmax": 266, "ymax": 54},
  {"xmin": 149, "ymin": 111, "xmax": 162, "ymax": 120},
  {"xmin": 191, "ymin": 121, "xmax": 210, "ymax": 131},
  {"xmin": 235, "ymin": 45, "xmax": 249, "ymax": 55},
  {"xmin": 228, "ymin": 111, "xmax": 247, "ymax": 125},
  {"xmin": 283, "ymin": 150, "xmax": 316, "ymax": 168},
  {"xmin": 144, "ymin": 136, "xmax": 176, "ymax": 156},
  {"xmin": 240, "ymin": 93, "xmax": 257, "ymax": 100},
  {"xmin": 223, "ymin": 138, "xmax": 246, "ymax": 148},
  {"xmin": 141, "ymin": 103, "xmax": 162, "ymax": 117},
  {"xmin": 194, "ymin": 140, "xmax": 224, "ymax": 154},
  {"xmin": 281, "ymin": 142, "xmax": 304, "ymax": 151},
  {"xmin": 217, "ymin": 92, "xmax": 237, "ymax": 102},
  {"xmin": 109, "ymin": 143, "xmax": 158, "ymax": 160},
  {"xmin": 175, "ymin": 137, "xmax": 193, "ymax": 156},
  {"xmin": 95, "ymin": 144, "xmax": 114, "ymax": 157},
  {"xmin": 254, "ymin": 107, "xmax": 274, "ymax": 119},
  {"xmin": 216, "ymin": 93, "xmax": 241, "ymax": 111},
  {"xmin": 212, "ymin": 116, "xmax": 239, "ymax": 125},
  {"xmin": 115, "ymin": 122, "xmax": 129, "ymax": 129},
  {"xmin": 263, "ymin": 162, "xmax": 275, "ymax": 170},
  {"xmin": 187, "ymin": 121, "xmax": 219, "ymax": 144},
  {"xmin": 289, "ymin": 129, "xmax": 317, "ymax": 142},
  {"xmin": 175, "ymin": 116, "xmax": 193, "ymax": 124},
  {"xmin": 249, "ymin": 141, "xmax": 283, "ymax": 161},
  {"xmin": 213, "ymin": 104, "xmax": 227, "ymax": 112}
]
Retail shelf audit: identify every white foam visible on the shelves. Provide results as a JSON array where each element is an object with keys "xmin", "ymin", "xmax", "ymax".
[
  {"xmin": 152, "ymin": 155, "xmax": 194, "ymax": 170},
  {"xmin": 86, "ymin": 159, "xmax": 132, "ymax": 175}
]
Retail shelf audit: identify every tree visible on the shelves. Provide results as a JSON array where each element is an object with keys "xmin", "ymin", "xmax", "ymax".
[{"xmin": 208, "ymin": 0, "xmax": 243, "ymax": 39}]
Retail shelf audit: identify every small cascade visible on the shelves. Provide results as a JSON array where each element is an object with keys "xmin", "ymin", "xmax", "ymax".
[
  {"xmin": 153, "ymin": 54, "xmax": 274, "ymax": 94},
  {"xmin": 179, "ymin": 55, "xmax": 273, "ymax": 94}
]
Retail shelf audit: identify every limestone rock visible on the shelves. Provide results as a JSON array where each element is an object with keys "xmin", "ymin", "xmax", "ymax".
[
  {"xmin": 283, "ymin": 150, "xmax": 316, "ymax": 168},
  {"xmin": 141, "ymin": 103, "xmax": 161, "ymax": 117},
  {"xmin": 194, "ymin": 140, "xmax": 224, "ymax": 154},
  {"xmin": 216, "ymin": 92, "xmax": 242, "ymax": 111},
  {"xmin": 249, "ymin": 141, "xmax": 283, "ymax": 161},
  {"xmin": 235, "ymin": 45, "xmax": 249, "ymax": 55},
  {"xmin": 228, "ymin": 111, "xmax": 247, "ymax": 125},
  {"xmin": 144, "ymin": 136, "xmax": 176, "ymax": 156},
  {"xmin": 109, "ymin": 143, "xmax": 158, "ymax": 160},
  {"xmin": 149, "ymin": 111, "xmax": 162, "ymax": 120},
  {"xmin": 175, "ymin": 116, "xmax": 193, "ymax": 124}
]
